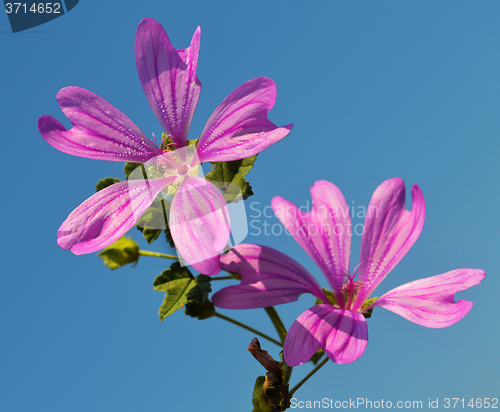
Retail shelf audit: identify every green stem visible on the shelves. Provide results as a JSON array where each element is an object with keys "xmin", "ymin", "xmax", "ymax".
[
  {"xmin": 214, "ymin": 312, "xmax": 282, "ymax": 347},
  {"xmin": 138, "ymin": 250, "xmax": 178, "ymax": 260},
  {"xmin": 280, "ymin": 354, "xmax": 293, "ymax": 387},
  {"xmin": 264, "ymin": 307, "xmax": 293, "ymax": 384},
  {"xmin": 264, "ymin": 307, "xmax": 287, "ymax": 344},
  {"xmin": 289, "ymin": 357, "xmax": 329, "ymax": 397}
]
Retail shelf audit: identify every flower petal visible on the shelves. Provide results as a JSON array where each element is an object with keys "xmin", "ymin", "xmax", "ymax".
[
  {"xmin": 169, "ymin": 176, "xmax": 230, "ymax": 275},
  {"xmin": 212, "ymin": 244, "xmax": 327, "ymax": 309},
  {"xmin": 352, "ymin": 178, "xmax": 425, "ymax": 311},
  {"xmin": 370, "ymin": 269, "xmax": 485, "ymax": 328},
  {"xmin": 38, "ymin": 87, "xmax": 160, "ymax": 163},
  {"xmin": 135, "ymin": 18, "xmax": 201, "ymax": 148},
  {"xmin": 272, "ymin": 181, "xmax": 352, "ymax": 306},
  {"xmin": 58, "ymin": 177, "xmax": 174, "ymax": 254},
  {"xmin": 284, "ymin": 305, "xmax": 368, "ymax": 366},
  {"xmin": 196, "ymin": 77, "xmax": 292, "ymax": 163}
]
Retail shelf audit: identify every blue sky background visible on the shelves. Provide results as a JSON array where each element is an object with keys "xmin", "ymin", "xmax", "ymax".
[{"xmin": 1, "ymin": 1, "xmax": 499, "ymax": 411}]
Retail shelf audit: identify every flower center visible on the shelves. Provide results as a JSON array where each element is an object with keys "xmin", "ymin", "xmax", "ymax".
[
  {"xmin": 342, "ymin": 279, "xmax": 364, "ymax": 297},
  {"xmin": 340, "ymin": 261, "xmax": 364, "ymax": 310},
  {"xmin": 136, "ymin": 134, "xmax": 201, "ymax": 200},
  {"xmin": 148, "ymin": 134, "xmax": 198, "ymax": 178}
]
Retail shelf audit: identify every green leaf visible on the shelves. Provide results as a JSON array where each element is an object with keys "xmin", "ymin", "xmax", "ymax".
[
  {"xmin": 124, "ymin": 162, "xmax": 144, "ymax": 180},
  {"xmin": 362, "ymin": 296, "xmax": 378, "ymax": 310},
  {"xmin": 97, "ymin": 236, "xmax": 139, "ymax": 270},
  {"xmin": 183, "ymin": 275, "xmax": 213, "ymax": 319},
  {"xmin": 127, "ymin": 158, "xmax": 174, "ymax": 246},
  {"xmin": 137, "ymin": 227, "xmax": 162, "ymax": 244},
  {"xmin": 153, "ymin": 262, "xmax": 193, "ymax": 292},
  {"xmin": 204, "ymin": 154, "xmax": 257, "ymax": 203},
  {"xmin": 164, "ymin": 225, "xmax": 175, "ymax": 248},
  {"xmin": 309, "ymin": 349, "xmax": 325, "ymax": 364},
  {"xmin": 160, "ymin": 133, "xmax": 173, "ymax": 150},
  {"xmin": 322, "ymin": 288, "xmax": 336, "ymax": 305},
  {"xmin": 361, "ymin": 296, "xmax": 378, "ymax": 319},
  {"xmin": 155, "ymin": 262, "xmax": 198, "ymax": 321},
  {"xmin": 184, "ymin": 298, "xmax": 216, "ymax": 320},
  {"xmin": 252, "ymin": 376, "xmax": 272, "ymax": 412},
  {"xmin": 136, "ymin": 197, "xmax": 173, "ymax": 245},
  {"xmin": 314, "ymin": 287, "xmax": 337, "ymax": 306},
  {"xmin": 175, "ymin": 274, "xmax": 214, "ymax": 320},
  {"xmin": 95, "ymin": 177, "xmax": 121, "ymax": 192},
  {"xmin": 186, "ymin": 275, "xmax": 212, "ymax": 303},
  {"xmin": 158, "ymin": 278, "xmax": 196, "ymax": 321}
]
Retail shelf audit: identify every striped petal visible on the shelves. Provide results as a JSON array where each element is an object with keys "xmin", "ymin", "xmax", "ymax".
[
  {"xmin": 38, "ymin": 87, "xmax": 160, "ymax": 162},
  {"xmin": 169, "ymin": 176, "xmax": 230, "ymax": 275},
  {"xmin": 352, "ymin": 178, "xmax": 425, "ymax": 310},
  {"xmin": 196, "ymin": 77, "xmax": 292, "ymax": 163},
  {"xmin": 284, "ymin": 305, "xmax": 368, "ymax": 366},
  {"xmin": 212, "ymin": 244, "xmax": 327, "ymax": 309},
  {"xmin": 58, "ymin": 177, "xmax": 174, "ymax": 254},
  {"xmin": 135, "ymin": 18, "xmax": 201, "ymax": 148},
  {"xmin": 370, "ymin": 269, "xmax": 485, "ymax": 328},
  {"xmin": 272, "ymin": 181, "xmax": 352, "ymax": 306}
]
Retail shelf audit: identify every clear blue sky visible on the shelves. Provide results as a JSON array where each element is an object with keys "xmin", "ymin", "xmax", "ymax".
[{"xmin": 1, "ymin": 1, "xmax": 499, "ymax": 411}]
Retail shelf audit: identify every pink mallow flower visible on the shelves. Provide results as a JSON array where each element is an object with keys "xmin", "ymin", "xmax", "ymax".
[
  {"xmin": 37, "ymin": 18, "xmax": 292, "ymax": 275},
  {"xmin": 212, "ymin": 178, "xmax": 485, "ymax": 364}
]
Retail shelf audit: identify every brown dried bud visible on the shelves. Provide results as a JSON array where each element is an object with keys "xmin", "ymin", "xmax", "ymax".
[{"xmin": 248, "ymin": 338, "xmax": 289, "ymax": 412}]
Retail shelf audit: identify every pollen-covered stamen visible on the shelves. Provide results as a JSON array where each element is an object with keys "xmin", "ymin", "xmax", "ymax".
[
  {"xmin": 341, "ymin": 262, "xmax": 365, "ymax": 310},
  {"xmin": 149, "ymin": 134, "xmax": 189, "ymax": 176},
  {"xmin": 160, "ymin": 134, "xmax": 175, "ymax": 152},
  {"xmin": 155, "ymin": 151, "xmax": 174, "ymax": 170},
  {"xmin": 342, "ymin": 280, "xmax": 364, "ymax": 297}
]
